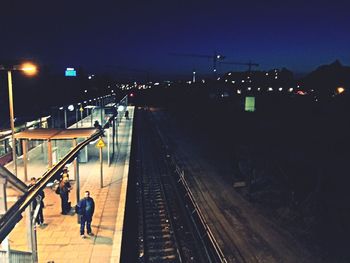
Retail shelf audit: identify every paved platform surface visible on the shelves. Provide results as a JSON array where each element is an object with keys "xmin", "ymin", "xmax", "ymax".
[{"xmin": 3, "ymin": 107, "xmax": 134, "ymax": 263}]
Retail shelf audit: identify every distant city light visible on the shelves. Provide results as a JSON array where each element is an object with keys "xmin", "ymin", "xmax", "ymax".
[
  {"xmin": 237, "ymin": 89, "xmax": 241, "ymax": 94},
  {"xmin": 279, "ymin": 87, "xmax": 283, "ymax": 91},
  {"xmin": 68, "ymin": 105, "xmax": 74, "ymax": 111},
  {"xmin": 288, "ymin": 88, "xmax": 294, "ymax": 92},
  {"xmin": 268, "ymin": 87, "xmax": 273, "ymax": 91},
  {"xmin": 336, "ymin": 87, "xmax": 345, "ymax": 94}
]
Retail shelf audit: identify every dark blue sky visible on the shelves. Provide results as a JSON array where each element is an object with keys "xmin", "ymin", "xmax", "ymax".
[{"xmin": 1, "ymin": 0, "xmax": 349, "ymax": 80}]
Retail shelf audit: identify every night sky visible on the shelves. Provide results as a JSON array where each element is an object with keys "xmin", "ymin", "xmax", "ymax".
[{"xmin": 1, "ymin": 0, "xmax": 350, "ymax": 79}]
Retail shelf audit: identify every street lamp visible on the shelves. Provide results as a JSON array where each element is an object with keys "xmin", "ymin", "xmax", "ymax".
[{"xmin": 0, "ymin": 62, "xmax": 38, "ymax": 176}]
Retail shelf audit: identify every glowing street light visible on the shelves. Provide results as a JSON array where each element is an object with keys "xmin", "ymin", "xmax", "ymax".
[
  {"xmin": 18, "ymin": 62, "xmax": 37, "ymax": 76},
  {"xmin": 0, "ymin": 62, "xmax": 38, "ymax": 176},
  {"xmin": 336, "ymin": 87, "xmax": 345, "ymax": 94}
]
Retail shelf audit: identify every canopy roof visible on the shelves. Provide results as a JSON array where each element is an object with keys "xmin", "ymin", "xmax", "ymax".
[{"xmin": 15, "ymin": 128, "xmax": 96, "ymax": 140}]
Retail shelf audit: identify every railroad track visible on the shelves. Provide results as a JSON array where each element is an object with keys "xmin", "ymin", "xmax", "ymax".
[
  {"xmin": 136, "ymin": 107, "xmax": 207, "ymax": 263},
  {"xmin": 149, "ymin": 109, "xmax": 281, "ymax": 263}
]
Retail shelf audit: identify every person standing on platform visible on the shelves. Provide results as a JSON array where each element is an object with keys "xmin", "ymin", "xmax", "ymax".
[
  {"xmin": 28, "ymin": 177, "xmax": 45, "ymax": 226},
  {"xmin": 94, "ymin": 120, "xmax": 102, "ymax": 131},
  {"xmin": 59, "ymin": 173, "xmax": 72, "ymax": 214},
  {"xmin": 76, "ymin": 191, "xmax": 95, "ymax": 238}
]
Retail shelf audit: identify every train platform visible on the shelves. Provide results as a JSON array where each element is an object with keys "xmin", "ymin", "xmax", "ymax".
[{"xmin": 3, "ymin": 106, "xmax": 134, "ymax": 263}]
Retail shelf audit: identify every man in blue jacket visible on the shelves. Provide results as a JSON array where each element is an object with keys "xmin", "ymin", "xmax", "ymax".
[{"xmin": 76, "ymin": 191, "xmax": 95, "ymax": 238}]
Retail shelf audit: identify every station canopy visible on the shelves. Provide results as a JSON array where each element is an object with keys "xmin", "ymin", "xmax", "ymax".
[{"xmin": 14, "ymin": 128, "xmax": 97, "ymax": 140}]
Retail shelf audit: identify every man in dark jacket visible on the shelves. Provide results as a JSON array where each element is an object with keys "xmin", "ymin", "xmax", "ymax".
[
  {"xmin": 59, "ymin": 177, "xmax": 71, "ymax": 214},
  {"xmin": 28, "ymin": 177, "xmax": 45, "ymax": 226},
  {"xmin": 76, "ymin": 191, "xmax": 95, "ymax": 238}
]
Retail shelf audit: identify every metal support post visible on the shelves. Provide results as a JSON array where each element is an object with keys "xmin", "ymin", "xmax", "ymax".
[
  {"xmin": 107, "ymin": 128, "xmax": 110, "ymax": 166},
  {"xmin": 112, "ymin": 118, "xmax": 115, "ymax": 158},
  {"xmin": 99, "ymin": 146, "xmax": 103, "ymax": 188},
  {"xmin": 80, "ymin": 107, "xmax": 83, "ymax": 127},
  {"xmin": 71, "ymin": 139, "xmax": 76, "ymax": 181},
  {"xmin": 100, "ymin": 105, "xmax": 103, "ymax": 125},
  {"xmin": 91, "ymin": 108, "xmax": 93, "ymax": 127},
  {"xmin": 115, "ymin": 116, "xmax": 118, "ymax": 149},
  {"xmin": 64, "ymin": 109, "xmax": 67, "ymax": 128},
  {"xmin": 47, "ymin": 139, "xmax": 53, "ymax": 168},
  {"xmin": 75, "ymin": 108, "xmax": 78, "ymax": 128},
  {"xmin": 27, "ymin": 204, "xmax": 38, "ymax": 263},
  {"xmin": 22, "ymin": 139, "xmax": 28, "ymax": 182},
  {"xmin": 58, "ymin": 109, "xmax": 61, "ymax": 128},
  {"xmin": 73, "ymin": 139, "xmax": 81, "ymax": 223},
  {"xmin": 7, "ymin": 70, "xmax": 17, "ymax": 176},
  {"xmin": 0, "ymin": 178, "xmax": 10, "ymax": 263}
]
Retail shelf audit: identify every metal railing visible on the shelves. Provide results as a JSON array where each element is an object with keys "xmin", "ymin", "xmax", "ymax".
[{"xmin": 0, "ymin": 249, "xmax": 32, "ymax": 263}]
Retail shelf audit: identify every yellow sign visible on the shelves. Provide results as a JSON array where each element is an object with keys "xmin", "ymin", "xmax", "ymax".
[
  {"xmin": 96, "ymin": 138, "xmax": 106, "ymax": 148},
  {"xmin": 79, "ymin": 106, "xmax": 84, "ymax": 112}
]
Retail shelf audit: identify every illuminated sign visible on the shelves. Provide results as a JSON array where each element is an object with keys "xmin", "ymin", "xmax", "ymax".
[
  {"xmin": 65, "ymin": 67, "xmax": 77, "ymax": 77},
  {"xmin": 245, "ymin": 97, "xmax": 255, "ymax": 112}
]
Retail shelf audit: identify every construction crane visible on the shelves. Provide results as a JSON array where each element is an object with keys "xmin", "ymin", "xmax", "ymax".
[
  {"xmin": 219, "ymin": 60, "xmax": 259, "ymax": 73},
  {"xmin": 169, "ymin": 51, "xmax": 225, "ymax": 77}
]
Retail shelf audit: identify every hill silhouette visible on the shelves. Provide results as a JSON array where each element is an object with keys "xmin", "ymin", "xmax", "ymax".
[{"xmin": 302, "ymin": 60, "xmax": 350, "ymax": 98}]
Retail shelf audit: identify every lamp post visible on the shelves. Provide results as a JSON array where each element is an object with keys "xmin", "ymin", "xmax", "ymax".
[{"xmin": 0, "ymin": 62, "xmax": 37, "ymax": 176}]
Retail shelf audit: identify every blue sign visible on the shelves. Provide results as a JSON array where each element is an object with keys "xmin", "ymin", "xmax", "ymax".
[{"xmin": 65, "ymin": 67, "xmax": 77, "ymax": 77}]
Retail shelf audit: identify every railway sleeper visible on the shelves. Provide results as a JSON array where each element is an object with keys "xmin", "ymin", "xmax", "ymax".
[
  {"xmin": 147, "ymin": 240, "xmax": 175, "ymax": 250},
  {"xmin": 144, "ymin": 213, "xmax": 167, "ymax": 220},
  {"xmin": 148, "ymin": 247, "xmax": 176, "ymax": 254},
  {"xmin": 146, "ymin": 229, "xmax": 171, "ymax": 236},
  {"xmin": 146, "ymin": 233, "xmax": 172, "ymax": 241},
  {"xmin": 145, "ymin": 224, "xmax": 169, "ymax": 231}
]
